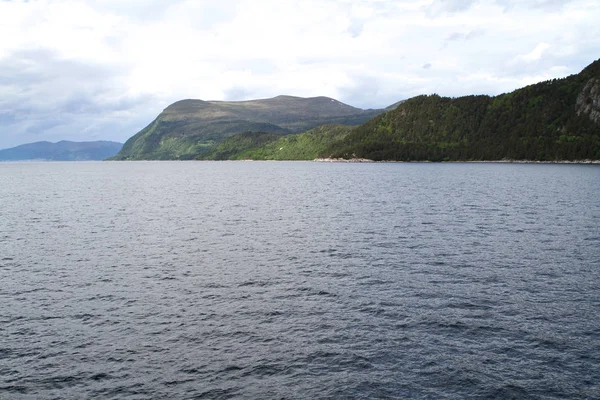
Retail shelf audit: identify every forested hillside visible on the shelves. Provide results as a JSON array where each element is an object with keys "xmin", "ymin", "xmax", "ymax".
[
  {"xmin": 325, "ymin": 59, "xmax": 600, "ymax": 161},
  {"xmin": 111, "ymin": 59, "xmax": 600, "ymax": 162}
]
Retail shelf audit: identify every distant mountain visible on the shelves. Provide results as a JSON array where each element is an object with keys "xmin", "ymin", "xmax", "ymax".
[
  {"xmin": 324, "ymin": 58, "xmax": 600, "ymax": 161},
  {"xmin": 0, "ymin": 141, "xmax": 123, "ymax": 161},
  {"xmin": 112, "ymin": 95, "xmax": 385, "ymax": 160}
]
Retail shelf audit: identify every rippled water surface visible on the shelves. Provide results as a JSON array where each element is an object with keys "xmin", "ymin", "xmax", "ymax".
[{"xmin": 1, "ymin": 161, "xmax": 599, "ymax": 399}]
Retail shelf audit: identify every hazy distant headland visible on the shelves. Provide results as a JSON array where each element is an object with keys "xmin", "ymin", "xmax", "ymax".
[{"xmin": 0, "ymin": 141, "xmax": 123, "ymax": 161}]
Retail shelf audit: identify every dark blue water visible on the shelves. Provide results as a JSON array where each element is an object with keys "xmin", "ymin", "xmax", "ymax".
[{"xmin": 1, "ymin": 161, "xmax": 599, "ymax": 399}]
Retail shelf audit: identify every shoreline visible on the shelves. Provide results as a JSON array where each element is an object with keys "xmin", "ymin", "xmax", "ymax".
[
  {"xmin": 313, "ymin": 158, "xmax": 600, "ymax": 164},
  {"xmin": 3, "ymin": 158, "xmax": 599, "ymax": 164}
]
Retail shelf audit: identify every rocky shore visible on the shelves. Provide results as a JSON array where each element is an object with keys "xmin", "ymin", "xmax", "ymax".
[{"xmin": 313, "ymin": 157, "xmax": 374, "ymax": 163}]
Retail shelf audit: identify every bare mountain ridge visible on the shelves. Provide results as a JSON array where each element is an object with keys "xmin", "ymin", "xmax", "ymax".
[
  {"xmin": 166, "ymin": 95, "xmax": 361, "ymax": 115},
  {"xmin": 161, "ymin": 95, "xmax": 375, "ymax": 129}
]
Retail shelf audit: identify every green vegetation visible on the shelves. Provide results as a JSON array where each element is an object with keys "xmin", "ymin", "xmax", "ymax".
[
  {"xmin": 325, "ymin": 59, "xmax": 600, "ymax": 161},
  {"xmin": 111, "ymin": 96, "xmax": 383, "ymax": 160},
  {"xmin": 210, "ymin": 125, "xmax": 353, "ymax": 160},
  {"xmin": 112, "ymin": 116, "xmax": 288, "ymax": 160},
  {"xmin": 112, "ymin": 59, "xmax": 600, "ymax": 162}
]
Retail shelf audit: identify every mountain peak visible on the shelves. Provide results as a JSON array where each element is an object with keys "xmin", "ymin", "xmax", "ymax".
[
  {"xmin": 163, "ymin": 99, "xmax": 211, "ymax": 113},
  {"xmin": 114, "ymin": 95, "xmax": 385, "ymax": 160}
]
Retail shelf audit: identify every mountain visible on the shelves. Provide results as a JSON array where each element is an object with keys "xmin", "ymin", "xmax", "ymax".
[
  {"xmin": 112, "ymin": 95, "xmax": 385, "ymax": 160},
  {"xmin": 0, "ymin": 141, "xmax": 123, "ymax": 161},
  {"xmin": 113, "ymin": 59, "xmax": 600, "ymax": 162},
  {"xmin": 325, "ymin": 59, "xmax": 600, "ymax": 161}
]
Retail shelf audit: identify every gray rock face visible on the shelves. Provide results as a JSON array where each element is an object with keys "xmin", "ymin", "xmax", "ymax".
[{"xmin": 576, "ymin": 78, "xmax": 600, "ymax": 125}]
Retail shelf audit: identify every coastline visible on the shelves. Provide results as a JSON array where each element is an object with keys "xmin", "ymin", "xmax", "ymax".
[
  {"xmin": 95, "ymin": 158, "xmax": 600, "ymax": 163},
  {"xmin": 313, "ymin": 158, "xmax": 600, "ymax": 164}
]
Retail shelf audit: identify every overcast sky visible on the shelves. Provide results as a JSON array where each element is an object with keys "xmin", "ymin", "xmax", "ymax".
[{"xmin": 0, "ymin": 0, "xmax": 599, "ymax": 148}]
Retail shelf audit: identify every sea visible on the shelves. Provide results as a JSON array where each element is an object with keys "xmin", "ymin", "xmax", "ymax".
[{"xmin": 1, "ymin": 161, "xmax": 599, "ymax": 399}]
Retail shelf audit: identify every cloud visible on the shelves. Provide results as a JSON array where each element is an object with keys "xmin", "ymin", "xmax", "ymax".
[
  {"xmin": 0, "ymin": 0, "xmax": 599, "ymax": 148},
  {"xmin": 442, "ymin": 29, "xmax": 485, "ymax": 48},
  {"xmin": 223, "ymin": 86, "xmax": 257, "ymax": 101},
  {"xmin": 496, "ymin": 0, "xmax": 576, "ymax": 11},
  {"xmin": 345, "ymin": 2, "xmax": 379, "ymax": 38},
  {"xmin": 0, "ymin": 48, "xmax": 158, "ymax": 147},
  {"xmin": 426, "ymin": 0, "xmax": 479, "ymax": 16},
  {"xmin": 445, "ymin": 29, "xmax": 485, "ymax": 42},
  {"xmin": 518, "ymin": 42, "xmax": 551, "ymax": 62},
  {"xmin": 337, "ymin": 73, "xmax": 381, "ymax": 108},
  {"xmin": 347, "ymin": 18, "xmax": 366, "ymax": 38}
]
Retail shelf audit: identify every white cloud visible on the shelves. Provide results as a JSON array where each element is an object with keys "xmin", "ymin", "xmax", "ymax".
[
  {"xmin": 425, "ymin": 0, "xmax": 479, "ymax": 16},
  {"xmin": 0, "ymin": 0, "xmax": 599, "ymax": 148},
  {"xmin": 518, "ymin": 42, "xmax": 551, "ymax": 63}
]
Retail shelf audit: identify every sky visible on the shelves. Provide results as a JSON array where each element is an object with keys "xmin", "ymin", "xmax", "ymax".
[{"xmin": 0, "ymin": 0, "xmax": 599, "ymax": 148}]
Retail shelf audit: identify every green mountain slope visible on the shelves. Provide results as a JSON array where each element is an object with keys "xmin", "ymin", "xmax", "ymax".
[
  {"xmin": 113, "ymin": 95, "xmax": 383, "ymax": 160},
  {"xmin": 211, "ymin": 124, "xmax": 353, "ymax": 160},
  {"xmin": 325, "ymin": 59, "xmax": 600, "ymax": 161}
]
